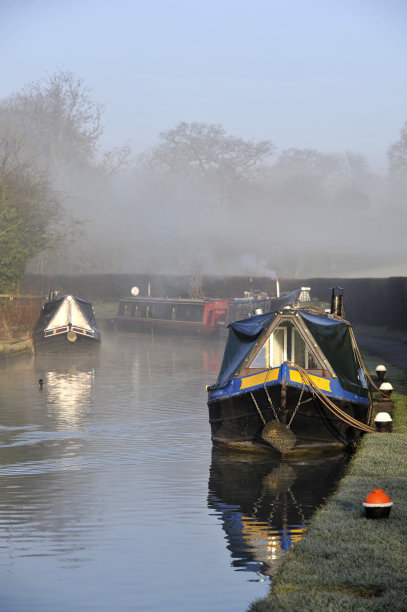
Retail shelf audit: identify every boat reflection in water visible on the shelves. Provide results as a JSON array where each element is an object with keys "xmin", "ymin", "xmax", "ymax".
[
  {"xmin": 45, "ymin": 368, "xmax": 95, "ymax": 427},
  {"xmin": 207, "ymin": 448, "xmax": 349, "ymax": 581},
  {"xmin": 36, "ymin": 355, "xmax": 98, "ymax": 429}
]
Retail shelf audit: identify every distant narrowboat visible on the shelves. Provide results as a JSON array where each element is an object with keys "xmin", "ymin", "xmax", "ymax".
[
  {"xmin": 224, "ymin": 289, "xmax": 303, "ymax": 327},
  {"xmin": 114, "ymin": 296, "xmax": 230, "ymax": 335},
  {"xmin": 114, "ymin": 289, "xmax": 306, "ymax": 336},
  {"xmin": 33, "ymin": 293, "xmax": 101, "ymax": 355}
]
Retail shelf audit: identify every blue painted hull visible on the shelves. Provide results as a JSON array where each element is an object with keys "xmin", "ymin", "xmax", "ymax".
[{"xmin": 208, "ymin": 363, "xmax": 371, "ymax": 454}]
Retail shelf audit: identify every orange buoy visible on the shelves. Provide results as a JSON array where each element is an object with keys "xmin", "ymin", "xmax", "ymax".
[{"xmin": 363, "ymin": 488, "xmax": 393, "ymax": 519}]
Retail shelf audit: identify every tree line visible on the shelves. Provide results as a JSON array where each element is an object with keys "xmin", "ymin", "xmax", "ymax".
[{"xmin": 1, "ymin": 70, "xmax": 406, "ymax": 292}]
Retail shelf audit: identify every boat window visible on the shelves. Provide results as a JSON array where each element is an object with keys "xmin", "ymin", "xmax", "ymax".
[
  {"xmin": 174, "ymin": 304, "xmax": 204, "ymax": 322},
  {"xmin": 250, "ymin": 320, "xmax": 322, "ymax": 369},
  {"xmin": 272, "ymin": 327, "xmax": 287, "ymax": 365},
  {"xmin": 292, "ymin": 327, "xmax": 306, "ymax": 367},
  {"xmin": 151, "ymin": 303, "xmax": 173, "ymax": 320},
  {"xmin": 291, "ymin": 327, "xmax": 320, "ymax": 369},
  {"xmin": 132, "ymin": 302, "xmax": 149, "ymax": 318},
  {"xmin": 132, "ymin": 303, "xmax": 141, "ymax": 317}
]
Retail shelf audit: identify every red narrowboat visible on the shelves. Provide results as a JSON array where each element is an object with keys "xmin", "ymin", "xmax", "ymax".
[{"xmin": 114, "ymin": 296, "xmax": 229, "ymax": 335}]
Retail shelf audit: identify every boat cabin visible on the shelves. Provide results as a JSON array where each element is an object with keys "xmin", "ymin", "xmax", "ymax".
[
  {"xmin": 115, "ymin": 296, "xmax": 229, "ymax": 334},
  {"xmin": 213, "ymin": 305, "xmax": 365, "ymax": 396},
  {"xmin": 241, "ymin": 312, "xmax": 331, "ymax": 378}
]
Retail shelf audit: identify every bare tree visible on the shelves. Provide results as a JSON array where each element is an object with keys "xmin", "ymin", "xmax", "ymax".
[
  {"xmin": 0, "ymin": 71, "xmax": 103, "ymax": 172},
  {"xmin": 142, "ymin": 121, "xmax": 274, "ymax": 208},
  {"xmin": 0, "ymin": 71, "xmax": 133, "ymax": 281}
]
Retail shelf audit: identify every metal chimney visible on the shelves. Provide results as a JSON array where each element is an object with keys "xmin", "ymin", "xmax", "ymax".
[{"xmin": 330, "ymin": 287, "xmax": 344, "ymax": 316}]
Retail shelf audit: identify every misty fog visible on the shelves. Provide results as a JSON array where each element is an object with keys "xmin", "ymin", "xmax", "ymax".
[{"xmin": 1, "ymin": 72, "xmax": 406, "ymax": 281}]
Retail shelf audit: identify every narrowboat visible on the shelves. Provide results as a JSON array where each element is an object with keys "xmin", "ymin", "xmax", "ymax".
[
  {"xmin": 224, "ymin": 288, "xmax": 304, "ymax": 327},
  {"xmin": 33, "ymin": 293, "xmax": 101, "ymax": 355},
  {"xmin": 113, "ymin": 289, "xmax": 304, "ymax": 336},
  {"xmin": 207, "ymin": 288, "xmax": 374, "ymax": 454},
  {"xmin": 114, "ymin": 296, "xmax": 230, "ymax": 335}
]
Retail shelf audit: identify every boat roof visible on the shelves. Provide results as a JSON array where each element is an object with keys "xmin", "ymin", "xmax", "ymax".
[
  {"xmin": 227, "ymin": 289, "xmax": 301, "ymax": 307},
  {"xmin": 212, "ymin": 307, "xmax": 364, "ymax": 394},
  {"xmin": 34, "ymin": 295, "xmax": 97, "ymax": 332},
  {"xmin": 119, "ymin": 296, "xmax": 227, "ymax": 304}
]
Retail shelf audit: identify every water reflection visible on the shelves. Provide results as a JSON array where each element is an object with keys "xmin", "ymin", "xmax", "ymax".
[
  {"xmin": 0, "ymin": 333, "xmax": 349, "ymax": 611},
  {"xmin": 44, "ymin": 366, "xmax": 95, "ymax": 427},
  {"xmin": 208, "ymin": 448, "xmax": 349, "ymax": 581}
]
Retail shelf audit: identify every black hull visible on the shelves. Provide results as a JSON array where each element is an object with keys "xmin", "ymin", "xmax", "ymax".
[
  {"xmin": 34, "ymin": 333, "xmax": 101, "ymax": 356},
  {"xmin": 115, "ymin": 318, "xmax": 218, "ymax": 336},
  {"xmin": 208, "ymin": 384, "xmax": 370, "ymax": 455}
]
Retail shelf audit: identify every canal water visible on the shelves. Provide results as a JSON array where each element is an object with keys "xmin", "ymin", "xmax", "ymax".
[{"xmin": 0, "ymin": 333, "xmax": 348, "ymax": 612}]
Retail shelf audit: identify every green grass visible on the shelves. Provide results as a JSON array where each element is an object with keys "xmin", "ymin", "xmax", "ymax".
[
  {"xmin": 93, "ymin": 302, "xmax": 118, "ymax": 317},
  {"xmin": 248, "ymin": 352, "xmax": 407, "ymax": 611}
]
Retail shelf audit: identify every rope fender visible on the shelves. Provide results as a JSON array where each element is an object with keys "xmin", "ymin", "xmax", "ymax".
[{"xmin": 285, "ymin": 362, "xmax": 376, "ymax": 433}]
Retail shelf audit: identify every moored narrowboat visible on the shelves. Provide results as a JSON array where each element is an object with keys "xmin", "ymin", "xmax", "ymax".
[
  {"xmin": 33, "ymin": 293, "xmax": 101, "ymax": 355},
  {"xmin": 113, "ymin": 289, "xmax": 305, "ymax": 336},
  {"xmin": 114, "ymin": 296, "xmax": 230, "ymax": 335},
  {"xmin": 207, "ymin": 288, "xmax": 374, "ymax": 454},
  {"xmin": 224, "ymin": 288, "xmax": 304, "ymax": 327}
]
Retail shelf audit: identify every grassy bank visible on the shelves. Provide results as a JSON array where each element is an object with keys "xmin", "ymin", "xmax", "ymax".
[
  {"xmin": 0, "ymin": 338, "xmax": 33, "ymax": 358},
  {"xmin": 249, "ymin": 355, "xmax": 407, "ymax": 612},
  {"xmin": 0, "ymin": 300, "xmax": 37, "ymax": 357}
]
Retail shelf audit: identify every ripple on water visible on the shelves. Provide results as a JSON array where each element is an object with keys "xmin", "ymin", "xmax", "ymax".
[{"xmin": 0, "ymin": 334, "xmax": 347, "ymax": 612}]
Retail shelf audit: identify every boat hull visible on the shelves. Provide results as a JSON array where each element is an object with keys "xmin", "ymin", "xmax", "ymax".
[
  {"xmin": 34, "ymin": 332, "xmax": 101, "ymax": 356},
  {"xmin": 114, "ymin": 316, "xmax": 219, "ymax": 336},
  {"xmin": 208, "ymin": 366, "xmax": 371, "ymax": 454}
]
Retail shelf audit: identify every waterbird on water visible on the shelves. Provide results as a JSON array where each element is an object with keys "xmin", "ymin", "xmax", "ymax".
[{"xmin": 38, "ymin": 378, "xmax": 44, "ymax": 388}]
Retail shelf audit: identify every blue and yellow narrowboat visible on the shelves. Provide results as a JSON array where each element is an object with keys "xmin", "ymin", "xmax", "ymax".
[{"xmin": 207, "ymin": 289, "xmax": 374, "ymax": 454}]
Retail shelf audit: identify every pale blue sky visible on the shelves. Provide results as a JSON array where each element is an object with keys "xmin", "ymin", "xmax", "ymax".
[{"xmin": 1, "ymin": 0, "xmax": 407, "ymax": 171}]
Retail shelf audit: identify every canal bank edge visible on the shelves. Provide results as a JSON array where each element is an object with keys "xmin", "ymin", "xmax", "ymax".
[
  {"xmin": 248, "ymin": 353, "xmax": 407, "ymax": 612},
  {"xmin": 0, "ymin": 338, "xmax": 33, "ymax": 359}
]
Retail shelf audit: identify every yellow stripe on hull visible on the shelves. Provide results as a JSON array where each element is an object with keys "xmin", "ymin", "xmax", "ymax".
[
  {"xmin": 238, "ymin": 366, "xmax": 332, "ymax": 393},
  {"xmin": 239, "ymin": 368, "xmax": 279, "ymax": 390},
  {"xmin": 289, "ymin": 369, "xmax": 332, "ymax": 393}
]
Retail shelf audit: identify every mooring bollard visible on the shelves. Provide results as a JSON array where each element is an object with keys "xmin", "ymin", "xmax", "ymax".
[
  {"xmin": 379, "ymin": 382, "xmax": 393, "ymax": 399},
  {"xmin": 375, "ymin": 364, "xmax": 387, "ymax": 381},
  {"xmin": 363, "ymin": 489, "xmax": 393, "ymax": 519},
  {"xmin": 374, "ymin": 412, "xmax": 392, "ymax": 432}
]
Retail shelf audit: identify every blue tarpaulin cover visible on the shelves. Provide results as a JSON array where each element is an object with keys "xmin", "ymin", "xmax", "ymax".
[
  {"xmin": 211, "ymin": 304, "xmax": 365, "ymax": 396},
  {"xmin": 212, "ymin": 309, "xmax": 276, "ymax": 390}
]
